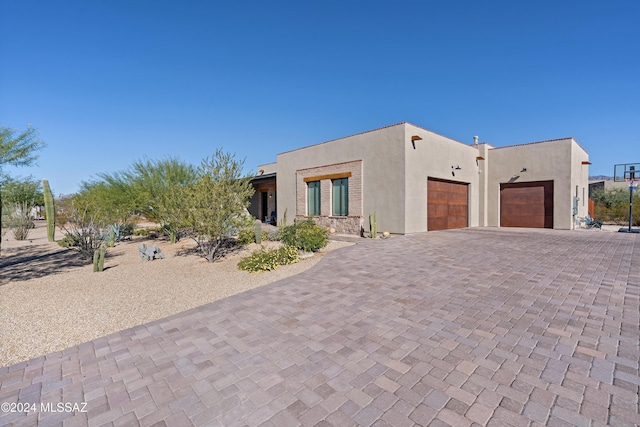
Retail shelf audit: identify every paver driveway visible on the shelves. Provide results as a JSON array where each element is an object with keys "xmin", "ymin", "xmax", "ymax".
[{"xmin": 1, "ymin": 228, "xmax": 639, "ymax": 427}]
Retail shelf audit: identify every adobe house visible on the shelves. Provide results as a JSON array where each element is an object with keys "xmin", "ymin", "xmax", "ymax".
[{"xmin": 250, "ymin": 122, "xmax": 590, "ymax": 234}]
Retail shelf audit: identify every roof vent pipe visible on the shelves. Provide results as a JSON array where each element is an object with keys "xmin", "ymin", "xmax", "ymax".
[{"xmin": 473, "ymin": 136, "xmax": 479, "ymax": 145}]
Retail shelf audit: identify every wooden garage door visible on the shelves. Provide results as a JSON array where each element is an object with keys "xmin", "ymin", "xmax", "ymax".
[
  {"xmin": 500, "ymin": 181, "xmax": 553, "ymax": 228},
  {"xmin": 427, "ymin": 178, "xmax": 468, "ymax": 231}
]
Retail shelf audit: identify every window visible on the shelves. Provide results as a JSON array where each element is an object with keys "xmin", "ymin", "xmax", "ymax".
[
  {"xmin": 332, "ymin": 178, "xmax": 348, "ymax": 216},
  {"xmin": 308, "ymin": 181, "xmax": 320, "ymax": 216}
]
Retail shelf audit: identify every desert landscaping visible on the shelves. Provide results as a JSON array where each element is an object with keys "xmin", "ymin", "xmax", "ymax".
[{"xmin": 0, "ymin": 222, "xmax": 352, "ymax": 367}]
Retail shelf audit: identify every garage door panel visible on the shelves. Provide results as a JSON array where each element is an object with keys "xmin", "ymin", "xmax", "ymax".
[
  {"xmin": 448, "ymin": 205, "xmax": 468, "ymax": 216},
  {"xmin": 430, "ymin": 204, "xmax": 449, "ymax": 217},
  {"xmin": 428, "ymin": 178, "xmax": 468, "ymax": 231},
  {"xmin": 447, "ymin": 215, "xmax": 468, "ymax": 229},
  {"xmin": 428, "ymin": 218, "xmax": 449, "ymax": 231},
  {"xmin": 500, "ymin": 181, "xmax": 553, "ymax": 228},
  {"xmin": 501, "ymin": 204, "xmax": 547, "ymax": 216}
]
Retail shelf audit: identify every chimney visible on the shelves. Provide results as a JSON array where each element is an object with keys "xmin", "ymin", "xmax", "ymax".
[{"xmin": 473, "ymin": 136, "xmax": 479, "ymax": 145}]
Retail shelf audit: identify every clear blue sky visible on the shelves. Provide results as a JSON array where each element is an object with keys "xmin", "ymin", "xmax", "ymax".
[{"xmin": 1, "ymin": 1, "xmax": 638, "ymax": 195}]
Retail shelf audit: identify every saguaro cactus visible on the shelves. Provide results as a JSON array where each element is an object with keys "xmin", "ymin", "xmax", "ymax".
[
  {"xmin": 369, "ymin": 211, "xmax": 377, "ymax": 238},
  {"xmin": 93, "ymin": 250, "xmax": 100, "ymax": 272},
  {"xmin": 93, "ymin": 246, "xmax": 106, "ymax": 272},
  {"xmin": 254, "ymin": 219, "xmax": 263, "ymax": 244},
  {"xmin": 42, "ymin": 179, "xmax": 55, "ymax": 242},
  {"xmin": 98, "ymin": 245, "xmax": 106, "ymax": 272}
]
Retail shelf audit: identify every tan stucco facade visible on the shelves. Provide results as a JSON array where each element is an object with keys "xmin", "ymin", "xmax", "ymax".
[{"xmin": 253, "ymin": 122, "xmax": 590, "ymax": 234}]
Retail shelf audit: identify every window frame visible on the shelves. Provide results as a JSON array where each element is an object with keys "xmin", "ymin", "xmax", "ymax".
[
  {"xmin": 332, "ymin": 178, "xmax": 349, "ymax": 216},
  {"xmin": 307, "ymin": 180, "xmax": 321, "ymax": 216}
]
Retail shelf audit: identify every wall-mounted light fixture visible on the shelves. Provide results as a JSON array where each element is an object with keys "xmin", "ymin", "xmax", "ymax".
[
  {"xmin": 451, "ymin": 165, "xmax": 461, "ymax": 176},
  {"xmin": 269, "ymin": 193, "xmax": 272, "ymax": 199},
  {"xmin": 411, "ymin": 135, "xmax": 422, "ymax": 149},
  {"xmin": 520, "ymin": 167, "xmax": 527, "ymax": 173}
]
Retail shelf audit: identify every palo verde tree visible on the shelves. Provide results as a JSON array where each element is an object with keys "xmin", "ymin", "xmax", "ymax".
[
  {"xmin": 0, "ymin": 125, "xmax": 45, "ymax": 254},
  {"xmin": 77, "ymin": 177, "xmax": 136, "ymax": 226},
  {"xmin": 123, "ymin": 157, "xmax": 198, "ymax": 243},
  {"xmin": 183, "ymin": 149, "xmax": 255, "ymax": 262}
]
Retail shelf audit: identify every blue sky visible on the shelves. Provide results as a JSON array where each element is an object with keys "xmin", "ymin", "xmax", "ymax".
[{"xmin": 1, "ymin": 1, "xmax": 638, "ymax": 195}]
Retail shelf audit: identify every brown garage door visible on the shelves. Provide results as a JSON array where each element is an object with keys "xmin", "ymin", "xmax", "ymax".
[
  {"xmin": 427, "ymin": 178, "xmax": 468, "ymax": 231},
  {"xmin": 500, "ymin": 181, "xmax": 553, "ymax": 228}
]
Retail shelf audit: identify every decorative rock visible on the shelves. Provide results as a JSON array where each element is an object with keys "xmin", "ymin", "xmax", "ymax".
[
  {"xmin": 329, "ymin": 228, "xmax": 336, "ymax": 234},
  {"xmin": 383, "ymin": 231, "xmax": 390, "ymax": 237}
]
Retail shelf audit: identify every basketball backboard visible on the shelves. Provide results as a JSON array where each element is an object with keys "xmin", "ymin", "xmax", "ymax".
[{"xmin": 614, "ymin": 163, "xmax": 640, "ymax": 182}]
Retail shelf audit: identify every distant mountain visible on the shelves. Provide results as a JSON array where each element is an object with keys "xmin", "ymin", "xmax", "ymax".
[{"xmin": 589, "ymin": 175, "xmax": 613, "ymax": 181}]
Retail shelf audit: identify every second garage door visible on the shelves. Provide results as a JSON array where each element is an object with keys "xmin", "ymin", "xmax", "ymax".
[
  {"xmin": 427, "ymin": 178, "xmax": 468, "ymax": 231},
  {"xmin": 500, "ymin": 180, "xmax": 554, "ymax": 228}
]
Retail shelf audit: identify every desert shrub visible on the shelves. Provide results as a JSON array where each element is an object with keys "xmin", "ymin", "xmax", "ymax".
[
  {"xmin": 236, "ymin": 227, "xmax": 270, "ymax": 245},
  {"xmin": 238, "ymin": 244, "xmax": 299, "ymax": 272},
  {"xmin": 592, "ymin": 188, "xmax": 640, "ymax": 225},
  {"xmin": 237, "ymin": 228, "xmax": 255, "ymax": 245},
  {"xmin": 57, "ymin": 196, "xmax": 107, "ymax": 261},
  {"xmin": 267, "ymin": 230, "xmax": 281, "ymax": 241},
  {"xmin": 134, "ymin": 227, "xmax": 161, "ymax": 237},
  {"xmin": 5, "ymin": 203, "xmax": 35, "ymax": 240},
  {"xmin": 58, "ymin": 233, "xmax": 81, "ymax": 248},
  {"xmin": 122, "ymin": 222, "xmax": 135, "ymax": 237},
  {"xmin": 280, "ymin": 219, "xmax": 328, "ymax": 252}
]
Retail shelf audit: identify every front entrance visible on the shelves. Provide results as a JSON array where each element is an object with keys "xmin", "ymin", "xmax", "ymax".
[
  {"xmin": 427, "ymin": 178, "xmax": 469, "ymax": 231},
  {"xmin": 261, "ymin": 191, "xmax": 268, "ymax": 222}
]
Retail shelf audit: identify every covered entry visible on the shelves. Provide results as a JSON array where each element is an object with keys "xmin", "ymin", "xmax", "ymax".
[
  {"xmin": 500, "ymin": 180, "xmax": 553, "ymax": 228},
  {"xmin": 427, "ymin": 178, "xmax": 468, "ymax": 231}
]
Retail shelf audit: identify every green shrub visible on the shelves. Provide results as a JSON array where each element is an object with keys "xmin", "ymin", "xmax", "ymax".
[
  {"xmin": 237, "ymin": 228, "xmax": 270, "ymax": 245},
  {"xmin": 134, "ymin": 227, "xmax": 161, "ymax": 237},
  {"xmin": 238, "ymin": 245, "xmax": 300, "ymax": 272},
  {"xmin": 58, "ymin": 233, "xmax": 81, "ymax": 248},
  {"xmin": 237, "ymin": 228, "xmax": 255, "ymax": 245},
  {"xmin": 266, "ymin": 230, "xmax": 281, "ymax": 241},
  {"xmin": 280, "ymin": 219, "xmax": 328, "ymax": 252}
]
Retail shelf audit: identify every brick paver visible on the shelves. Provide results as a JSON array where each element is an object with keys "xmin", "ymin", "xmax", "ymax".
[{"xmin": 1, "ymin": 228, "xmax": 638, "ymax": 426}]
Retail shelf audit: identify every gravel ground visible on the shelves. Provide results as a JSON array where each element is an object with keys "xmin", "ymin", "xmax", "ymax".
[{"xmin": 0, "ymin": 223, "xmax": 353, "ymax": 368}]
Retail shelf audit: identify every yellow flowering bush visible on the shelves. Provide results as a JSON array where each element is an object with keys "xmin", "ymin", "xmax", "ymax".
[{"xmin": 238, "ymin": 245, "xmax": 300, "ymax": 272}]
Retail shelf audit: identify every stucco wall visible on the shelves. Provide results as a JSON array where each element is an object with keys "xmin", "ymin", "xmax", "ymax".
[
  {"xmin": 269, "ymin": 123, "xmax": 589, "ymax": 234},
  {"xmin": 276, "ymin": 124, "xmax": 406, "ymax": 234},
  {"xmin": 570, "ymin": 140, "xmax": 590, "ymax": 226},
  {"xmin": 486, "ymin": 138, "xmax": 583, "ymax": 229},
  {"xmin": 403, "ymin": 124, "xmax": 481, "ymax": 233}
]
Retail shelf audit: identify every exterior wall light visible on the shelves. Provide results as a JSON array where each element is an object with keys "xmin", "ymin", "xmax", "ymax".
[{"xmin": 411, "ymin": 135, "xmax": 422, "ymax": 149}]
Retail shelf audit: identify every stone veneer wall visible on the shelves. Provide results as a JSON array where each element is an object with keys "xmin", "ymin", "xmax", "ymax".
[
  {"xmin": 306, "ymin": 215, "xmax": 362, "ymax": 235},
  {"xmin": 295, "ymin": 160, "xmax": 363, "ymax": 235}
]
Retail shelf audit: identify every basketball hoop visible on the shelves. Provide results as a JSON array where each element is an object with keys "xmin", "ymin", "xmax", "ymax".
[
  {"xmin": 625, "ymin": 170, "xmax": 638, "ymax": 191},
  {"xmin": 615, "ymin": 163, "xmax": 640, "ymax": 233}
]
